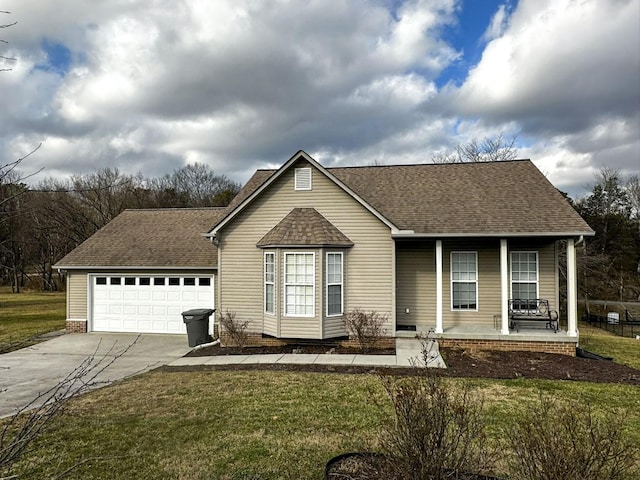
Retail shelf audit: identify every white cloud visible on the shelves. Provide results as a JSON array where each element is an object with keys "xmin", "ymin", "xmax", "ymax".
[
  {"xmin": 454, "ymin": 0, "xmax": 639, "ymax": 133},
  {"xmin": 481, "ymin": 3, "xmax": 509, "ymax": 42},
  {"xmin": 0, "ymin": 0, "xmax": 637, "ymax": 199}
]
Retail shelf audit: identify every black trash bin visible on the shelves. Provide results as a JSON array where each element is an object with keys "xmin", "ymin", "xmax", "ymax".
[{"xmin": 182, "ymin": 308, "xmax": 215, "ymax": 347}]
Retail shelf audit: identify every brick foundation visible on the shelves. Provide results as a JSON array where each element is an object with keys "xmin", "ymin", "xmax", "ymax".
[
  {"xmin": 66, "ymin": 320, "xmax": 87, "ymax": 333},
  {"xmin": 439, "ymin": 338, "xmax": 576, "ymax": 356},
  {"xmin": 219, "ymin": 332, "xmax": 392, "ymax": 350},
  {"xmin": 220, "ymin": 331, "xmax": 575, "ymax": 356}
]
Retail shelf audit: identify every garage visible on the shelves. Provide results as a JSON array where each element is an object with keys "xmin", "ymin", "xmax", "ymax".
[{"xmin": 91, "ymin": 274, "xmax": 214, "ymax": 334}]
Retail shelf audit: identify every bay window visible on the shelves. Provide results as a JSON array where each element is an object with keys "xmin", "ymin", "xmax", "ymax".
[
  {"xmin": 326, "ymin": 252, "xmax": 343, "ymax": 316},
  {"xmin": 284, "ymin": 252, "xmax": 315, "ymax": 316},
  {"xmin": 264, "ymin": 252, "xmax": 275, "ymax": 314}
]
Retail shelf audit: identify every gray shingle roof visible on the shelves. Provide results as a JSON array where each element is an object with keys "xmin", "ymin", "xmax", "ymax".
[
  {"xmin": 256, "ymin": 208, "xmax": 354, "ymax": 248},
  {"xmin": 216, "ymin": 158, "xmax": 593, "ymax": 236},
  {"xmin": 328, "ymin": 160, "xmax": 592, "ymax": 235},
  {"xmin": 54, "ymin": 208, "xmax": 225, "ymax": 269}
]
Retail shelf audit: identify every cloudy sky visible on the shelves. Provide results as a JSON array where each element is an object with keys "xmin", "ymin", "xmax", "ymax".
[{"xmin": 1, "ymin": 0, "xmax": 638, "ymax": 199}]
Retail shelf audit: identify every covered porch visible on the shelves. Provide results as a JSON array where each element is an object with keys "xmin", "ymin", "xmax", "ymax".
[{"xmin": 393, "ymin": 236, "xmax": 580, "ymax": 355}]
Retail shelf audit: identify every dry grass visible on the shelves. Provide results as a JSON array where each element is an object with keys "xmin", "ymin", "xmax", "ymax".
[
  {"xmin": 578, "ymin": 322, "xmax": 640, "ymax": 370},
  {"xmin": 5, "ymin": 369, "xmax": 640, "ymax": 480},
  {"xmin": 0, "ymin": 287, "xmax": 65, "ymax": 351}
]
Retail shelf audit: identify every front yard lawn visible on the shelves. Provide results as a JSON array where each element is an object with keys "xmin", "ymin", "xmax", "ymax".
[
  {"xmin": 578, "ymin": 321, "xmax": 640, "ymax": 370},
  {"xmin": 0, "ymin": 287, "xmax": 66, "ymax": 352},
  {"xmin": 7, "ymin": 370, "xmax": 640, "ymax": 479}
]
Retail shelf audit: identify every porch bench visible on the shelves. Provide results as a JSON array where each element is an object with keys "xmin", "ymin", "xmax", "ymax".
[{"xmin": 509, "ymin": 299, "xmax": 559, "ymax": 333}]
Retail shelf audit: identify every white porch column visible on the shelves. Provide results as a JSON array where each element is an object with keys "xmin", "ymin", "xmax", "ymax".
[
  {"xmin": 435, "ymin": 240, "xmax": 443, "ymax": 334},
  {"xmin": 500, "ymin": 239, "xmax": 510, "ymax": 335},
  {"xmin": 566, "ymin": 238, "xmax": 578, "ymax": 337}
]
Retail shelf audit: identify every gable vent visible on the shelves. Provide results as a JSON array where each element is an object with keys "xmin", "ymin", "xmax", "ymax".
[{"xmin": 295, "ymin": 167, "xmax": 312, "ymax": 191}]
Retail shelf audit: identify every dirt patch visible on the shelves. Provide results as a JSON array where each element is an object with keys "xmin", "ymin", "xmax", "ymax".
[
  {"xmin": 175, "ymin": 346, "xmax": 640, "ymax": 385},
  {"xmin": 185, "ymin": 344, "xmax": 395, "ymax": 357}
]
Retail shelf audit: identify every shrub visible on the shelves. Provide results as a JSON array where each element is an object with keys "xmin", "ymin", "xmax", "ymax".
[
  {"xmin": 505, "ymin": 396, "xmax": 639, "ymax": 480},
  {"xmin": 379, "ymin": 375, "xmax": 496, "ymax": 480},
  {"xmin": 218, "ymin": 310, "xmax": 249, "ymax": 349},
  {"xmin": 343, "ymin": 309, "xmax": 387, "ymax": 352}
]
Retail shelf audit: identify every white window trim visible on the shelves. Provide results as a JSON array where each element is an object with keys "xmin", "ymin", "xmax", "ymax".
[
  {"xmin": 284, "ymin": 252, "xmax": 315, "ymax": 317},
  {"xmin": 294, "ymin": 167, "xmax": 312, "ymax": 191},
  {"xmin": 450, "ymin": 251, "xmax": 478, "ymax": 311},
  {"xmin": 264, "ymin": 251, "xmax": 276, "ymax": 315},
  {"xmin": 509, "ymin": 251, "xmax": 539, "ymax": 300},
  {"xmin": 325, "ymin": 252, "xmax": 343, "ymax": 317}
]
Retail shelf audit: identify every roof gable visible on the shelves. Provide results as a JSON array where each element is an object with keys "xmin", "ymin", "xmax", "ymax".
[
  {"xmin": 257, "ymin": 208, "xmax": 354, "ymax": 248},
  {"xmin": 55, "ymin": 208, "xmax": 226, "ymax": 269},
  {"xmin": 208, "ymin": 150, "xmax": 399, "ymax": 236},
  {"xmin": 212, "ymin": 151, "xmax": 593, "ymax": 238}
]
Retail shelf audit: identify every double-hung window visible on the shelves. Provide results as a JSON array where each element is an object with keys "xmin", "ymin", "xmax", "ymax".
[
  {"xmin": 285, "ymin": 253, "xmax": 315, "ymax": 316},
  {"xmin": 264, "ymin": 252, "xmax": 276, "ymax": 315},
  {"xmin": 451, "ymin": 252, "xmax": 477, "ymax": 310},
  {"xmin": 326, "ymin": 252, "xmax": 343, "ymax": 316},
  {"xmin": 511, "ymin": 252, "xmax": 538, "ymax": 308}
]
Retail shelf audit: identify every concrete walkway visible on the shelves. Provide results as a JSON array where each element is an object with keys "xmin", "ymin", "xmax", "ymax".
[
  {"xmin": 0, "ymin": 333, "xmax": 192, "ymax": 418},
  {"xmin": 168, "ymin": 338, "xmax": 427, "ymax": 368},
  {"xmin": 0, "ymin": 335, "xmax": 437, "ymax": 418}
]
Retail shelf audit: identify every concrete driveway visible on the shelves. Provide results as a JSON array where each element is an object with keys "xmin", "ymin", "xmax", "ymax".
[{"xmin": 0, "ymin": 333, "xmax": 192, "ymax": 418}]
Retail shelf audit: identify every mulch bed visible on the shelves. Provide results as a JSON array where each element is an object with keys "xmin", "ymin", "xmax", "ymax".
[
  {"xmin": 174, "ymin": 344, "xmax": 640, "ymax": 385},
  {"xmin": 325, "ymin": 452, "xmax": 500, "ymax": 480},
  {"xmin": 185, "ymin": 343, "xmax": 396, "ymax": 356}
]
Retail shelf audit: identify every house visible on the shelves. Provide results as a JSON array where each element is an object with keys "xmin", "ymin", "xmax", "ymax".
[{"xmin": 55, "ymin": 150, "xmax": 594, "ymax": 355}]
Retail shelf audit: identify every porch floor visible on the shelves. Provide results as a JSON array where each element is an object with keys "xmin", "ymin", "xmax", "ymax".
[{"xmin": 395, "ymin": 325, "xmax": 578, "ymax": 343}]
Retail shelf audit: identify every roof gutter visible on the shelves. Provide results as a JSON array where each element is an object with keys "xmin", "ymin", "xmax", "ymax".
[
  {"xmin": 52, "ymin": 265, "xmax": 218, "ymax": 271},
  {"xmin": 391, "ymin": 231, "xmax": 595, "ymax": 239}
]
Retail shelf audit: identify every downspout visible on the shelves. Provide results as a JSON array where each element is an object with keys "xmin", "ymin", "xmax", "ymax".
[{"xmin": 192, "ymin": 338, "xmax": 220, "ymax": 351}]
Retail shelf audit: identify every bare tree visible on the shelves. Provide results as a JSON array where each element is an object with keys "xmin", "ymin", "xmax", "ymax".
[
  {"xmin": 627, "ymin": 174, "xmax": 640, "ymax": 222},
  {"xmin": 431, "ymin": 133, "xmax": 518, "ymax": 163},
  {"xmin": 1, "ymin": 10, "xmax": 17, "ymax": 72},
  {"xmin": 152, "ymin": 163, "xmax": 241, "ymax": 207}
]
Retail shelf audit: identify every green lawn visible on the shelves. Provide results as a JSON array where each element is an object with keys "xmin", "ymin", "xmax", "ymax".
[
  {"xmin": 6, "ymin": 370, "xmax": 640, "ymax": 480},
  {"xmin": 0, "ymin": 287, "xmax": 66, "ymax": 351},
  {"xmin": 578, "ymin": 321, "xmax": 640, "ymax": 370},
  {"xmin": 3, "ymin": 301, "xmax": 640, "ymax": 478}
]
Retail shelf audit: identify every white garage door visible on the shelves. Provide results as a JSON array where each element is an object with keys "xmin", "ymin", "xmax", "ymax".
[{"xmin": 91, "ymin": 275, "xmax": 215, "ymax": 334}]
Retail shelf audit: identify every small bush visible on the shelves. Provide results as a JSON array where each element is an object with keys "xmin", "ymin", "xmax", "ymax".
[
  {"xmin": 505, "ymin": 396, "xmax": 639, "ymax": 480},
  {"xmin": 343, "ymin": 309, "xmax": 387, "ymax": 352},
  {"xmin": 379, "ymin": 375, "xmax": 496, "ymax": 480},
  {"xmin": 218, "ymin": 310, "xmax": 249, "ymax": 349}
]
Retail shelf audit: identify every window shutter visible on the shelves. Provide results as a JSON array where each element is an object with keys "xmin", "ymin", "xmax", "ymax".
[{"xmin": 295, "ymin": 168, "xmax": 312, "ymax": 191}]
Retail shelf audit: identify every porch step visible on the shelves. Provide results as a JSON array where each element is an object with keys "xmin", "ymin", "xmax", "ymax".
[
  {"xmin": 395, "ymin": 338, "xmax": 424, "ymax": 351},
  {"xmin": 395, "ymin": 337, "xmax": 447, "ymax": 368}
]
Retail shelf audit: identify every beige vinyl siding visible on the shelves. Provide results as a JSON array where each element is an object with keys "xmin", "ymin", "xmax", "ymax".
[
  {"xmin": 395, "ymin": 241, "xmax": 436, "ymax": 330},
  {"xmin": 324, "ymin": 316, "xmax": 346, "ymax": 338},
  {"xmin": 263, "ymin": 315, "xmax": 278, "ymax": 336},
  {"xmin": 508, "ymin": 239, "xmax": 558, "ymax": 311},
  {"xmin": 394, "ymin": 239, "xmax": 559, "ymax": 330},
  {"xmin": 443, "ymin": 239, "xmax": 501, "ymax": 328},
  {"xmin": 441, "ymin": 239, "xmax": 557, "ymax": 328},
  {"xmin": 217, "ymin": 159, "xmax": 394, "ymax": 339},
  {"xmin": 67, "ymin": 271, "xmax": 88, "ymax": 320},
  {"xmin": 66, "ymin": 269, "xmax": 216, "ymax": 327}
]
